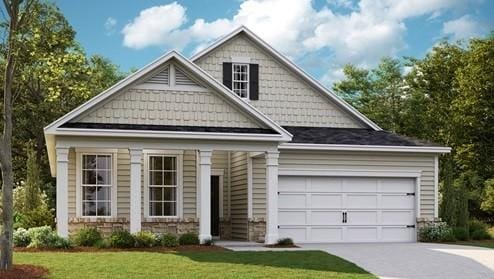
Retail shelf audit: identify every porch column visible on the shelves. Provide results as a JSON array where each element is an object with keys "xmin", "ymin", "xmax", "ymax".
[
  {"xmin": 129, "ymin": 148, "xmax": 143, "ymax": 233},
  {"xmin": 56, "ymin": 147, "xmax": 69, "ymax": 237},
  {"xmin": 198, "ymin": 149, "xmax": 212, "ymax": 243},
  {"xmin": 265, "ymin": 151, "xmax": 279, "ymax": 244}
]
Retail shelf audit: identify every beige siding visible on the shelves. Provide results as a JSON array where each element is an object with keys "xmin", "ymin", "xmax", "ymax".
[
  {"xmin": 182, "ymin": 150, "xmax": 197, "ymax": 219},
  {"xmin": 195, "ymin": 33, "xmax": 364, "ymax": 128},
  {"xmin": 117, "ymin": 150, "xmax": 130, "ymax": 219},
  {"xmin": 278, "ymin": 150, "xmax": 436, "ymax": 218},
  {"xmin": 230, "ymin": 151, "xmax": 248, "ymax": 240},
  {"xmin": 67, "ymin": 149, "xmax": 76, "ymax": 218},
  {"xmin": 212, "ymin": 150, "xmax": 230, "ymax": 218},
  {"xmin": 252, "ymin": 156, "xmax": 266, "ymax": 219},
  {"xmin": 73, "ymin": 87, "xmax": 264, "ymax": 129}
]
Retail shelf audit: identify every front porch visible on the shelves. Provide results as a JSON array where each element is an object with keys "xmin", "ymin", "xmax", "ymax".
[{"xmin": 53, "ymin": 136, "xmax": 281, "ymax": 244}]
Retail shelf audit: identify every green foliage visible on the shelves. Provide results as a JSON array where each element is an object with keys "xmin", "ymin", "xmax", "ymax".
[
  {"xmin": 27, "ymin": 226, "xmax": 72, "ymax": 249},
  {"xmin": 94, "ymin": 238, "xmax": 111, "ymax": 249},
  {"xmin": 133, "ymin": 231, "xmax": 157, "ymax": 248},
  {"xmin": 178, "ymin": 233, "xmax": 200, "ymax": 245},
  {"xmin": 452, "ymin": 227, "xmax": 469, "ymax": 241},
  {"xmin": 276, "ymin": 238, "xmax": 294, "ymax": 246},
  {"xmin": 202, "ymin": 238, "xmax": 214, "ymax": 246},
  {"xmin": 440, "ymin": 170, "xmax": 471, "ymax": 228},
  {"xmin": 418, "ymin": 223, "xmax": 456, "ymax": 242},
  {"xmin": 160, "ymin": 233, "xmax": 178, "ymax": 247},
  {"xmin": 109, "ymin": 230, "xmax": 135, "ymax": 248},
  {"xmin": 13, "ymin": 228, "xmax": 31, "ymax": 247},
  {"xmin": 71, "ymin": 227, "xmax": 103, "ymax": 247},
  {"xmin": 481, "ymin": 179, "xmax": 494, "ymax": 214},
  {"xmin": 471, "ymin": 229, "xmax": 491, "ymax": 240},
  {"xmin": 468, "ymin": 220, "xmax": 491, "ymax": 240}
]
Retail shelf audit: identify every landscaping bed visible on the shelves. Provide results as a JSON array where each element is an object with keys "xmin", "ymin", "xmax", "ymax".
[
  {"xmin": 15, "ymin": 245, "xmax": 226, "ymax": 253},
  {"xmin": 0, "ymin": 264, "xmax": 48, "ymax": 279}
]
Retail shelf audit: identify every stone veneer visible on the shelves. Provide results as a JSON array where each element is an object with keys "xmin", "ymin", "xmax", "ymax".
[
  {"xmin": 247, "ymin": 218, "xmax": 266, "ymax": 242},
  {"xmin": 219, "ymin": 219, "xmax": 232, "ymax": 240},
  {"xmin": 416, "ymin": 217, "xmax": 443, "ymax": 241},
  {"xmin": 68, "ymin": 217, "xmax": 198, "ymax": 237}
]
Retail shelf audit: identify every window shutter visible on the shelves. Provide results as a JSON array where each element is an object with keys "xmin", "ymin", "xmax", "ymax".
[
  {"xmin": 249, "ymin": 64, "xmax": 259, "ymax": 100},
  {"xmin": 222, "ymin": 62, "xmax": 232, "ymax": 89}
]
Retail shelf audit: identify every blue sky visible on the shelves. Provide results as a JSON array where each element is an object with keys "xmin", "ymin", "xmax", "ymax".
[{"xmin": 54, "ymin": 0, "xmax": 493, "ymax": 86}]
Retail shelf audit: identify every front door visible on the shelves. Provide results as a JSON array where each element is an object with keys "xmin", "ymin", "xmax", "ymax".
[{"xmin": 210, "ymin": 175, "xmax": 220, "ymax": 237}]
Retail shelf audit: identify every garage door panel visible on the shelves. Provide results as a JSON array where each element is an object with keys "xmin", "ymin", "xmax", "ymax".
[
  {"xmin": 347, "ymin": 227, "xmax": 378, "ymax": 242},
  {"xmin": 312, "ymin": 211, "xmax": 343, "ymax": 225},
  {"xmin": 382, "ymin": 195, "xmax": 414, "ymax": 209},
  {"xmin": 311, "ymin": 194, "xmax": 342, "ymax": 208},
  {"xmin": 380, "ymin": 178, "xmax": 415, "ymax": 193},
  {"xmin": 310, "ymin": 177, "xmax": 342, "ymax": 192},
  {"xmin": 347, "ymin": 194, "xmax": 378, "ymax": 209},
  {"xmin": 279, "ymin": 211, "xmax": 306, "ymax": 225},
  {"xmin": 279, "ymin": 194, "xmax": 306, "ymax": 209},
  {"xmin": 311, "ymin": 228, "xmax": 343, "ymax": 242},
  {"xmin": 279, "ymin": 228, "xmax": 306, "ymax": 242},
  {"xmin": 347, "ymin": 211, "xmax": 378, "ymax": 225},
  {"xmin": 279, "ymin": 176, "xmax": 306, "ymax": 192},
  {"xmin": 381, "ymin": 211, "xmax": 414, "ymax": 225},
  {"xmin": 382, "ymin": 227, "xmax": 415, "ymax": 242},
  {"xmin": 343, "ymin": 178, "xmax": 378, "ymax": 192}
]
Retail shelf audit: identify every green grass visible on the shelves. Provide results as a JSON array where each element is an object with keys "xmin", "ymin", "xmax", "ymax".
[
  {"xmin": 14, "ymin": 250, "xmax": 375, "ymax": 279},
  {"xmin": 453, "ymin": 239, "xmax": 494, "ymax": 249}
]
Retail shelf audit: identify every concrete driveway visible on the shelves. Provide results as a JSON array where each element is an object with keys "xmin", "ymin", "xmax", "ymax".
[{"xmin": 301, "ymin": 243, "xmax": 494, "ymax": 279}]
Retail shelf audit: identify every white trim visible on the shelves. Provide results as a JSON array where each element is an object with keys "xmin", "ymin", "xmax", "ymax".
[
  {"xmin": 416, "ymin": 177, "xmax": 422, "ymax": 226},
  {"xmin": 56, "ymin": 147, "xmax": 69, "ymax": 237},
  {"xmin": 231, "ymin": 56, "xmax": 250, "ymax": 63},
  {"xmin": 434, "ymin": 155, "xmax": 439, "ymax": 218},
  {"xmin": 265, "ymin": 151, "xmax": 279, "ymax": 244},
  {"xmin": 198, "ymin": 149, "xmax": 213, "ymax": 243},
  {"xmin": 232, "ymin": 63, "xmax": 249, "ymax": 99},
  {"xmin": 44, "ymin": 51, "xmax": 292, "ymax": 141},
  {"xmin": 247, "ymin": 156, "xmax": 253, "ymax": 219},
  {"xmin": 169, "ymin": 63, "xmax": 176, "ymax": 87},
  {"xmin": 75, "ymin": 151, "xmax": 118, "ymax": 218},
  {"xmin": 278, "ymin": 168, "xmax": 422, "ymax": 178},
  {"xmin": 211, "ymin": 169, "xmax": 224, "ymax": 219},
  {"xmin": 191, "ymin": 26, "xmax": 382, "ymax": 131},
  {"xmin": 143, "ymin": 151, "xmax": 184, "ymax": 219},
  {"xmin": 280, "ymin": 143, "xmax": 451, "ymax": 153},
  {"xmin": 129, "ymin": 148, "xmax": 143, "ymax": 233}
]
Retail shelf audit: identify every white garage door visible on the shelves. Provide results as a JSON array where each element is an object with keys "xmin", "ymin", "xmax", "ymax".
[{"xmin": 278, "ymin": 176, "xmax": 416, "ymax": 243}]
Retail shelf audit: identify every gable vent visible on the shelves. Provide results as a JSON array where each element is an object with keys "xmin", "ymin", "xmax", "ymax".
[
  {"xmin": 146, "ymin": 66, "xmax": 169, "ymax": 84},
  {"xmin": 175, "ymin": 67, "xmax": 202, "ymax": 87}
]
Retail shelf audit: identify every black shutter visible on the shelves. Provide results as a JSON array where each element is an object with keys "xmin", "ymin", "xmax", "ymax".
[
  {"xmin": 249, "ymin": 64, "xmax": 259, "ymax": 100},
  {"xmin": 222, "ymin": 62, "xmax": 232, "ymax": 89}
]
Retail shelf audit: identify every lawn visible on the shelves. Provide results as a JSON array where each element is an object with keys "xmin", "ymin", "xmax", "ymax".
[
  {"xmin": 14, "ymin": 250, "xmax": 375, "ymax": 279},
  {"xmin": 453, "ymin": 240, "xmax": 494, "ymax": 249}
]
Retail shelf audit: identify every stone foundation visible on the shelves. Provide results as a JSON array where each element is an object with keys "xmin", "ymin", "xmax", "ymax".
[
  {"xmin": 68, "ymin": 217, "xmax": 198, "ymax": 236},
  {"xmin": 416, "ymin": 217, "xmax": 443, "ymax": 241},
  {"xmin": 248, "ymin": 218, "xmax": 266, "ymax": 242}
]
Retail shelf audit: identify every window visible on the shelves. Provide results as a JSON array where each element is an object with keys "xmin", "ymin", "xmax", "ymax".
[
  {"xmin": 232, "ymin": 63, "xmax": 249, "ymax": 98},
  {"xmin": 81, "ymin": 154, "xmax": 112, "ymax": 217},
  {"xmin": 148, "ymin": 155, "xmax": 178, "ymax": 217}
]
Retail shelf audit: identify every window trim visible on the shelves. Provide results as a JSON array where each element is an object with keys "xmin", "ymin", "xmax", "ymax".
[
  {"xmin": 232, "ymin": 63, "xmax": 249, "ymax": 99},
  {"xmin": 144, "ymin": 151, "xmax": 183, "ymax": 219},
  {"xmin": 75, "ymin": 151, "xmax": 118, "ymax": 218}
]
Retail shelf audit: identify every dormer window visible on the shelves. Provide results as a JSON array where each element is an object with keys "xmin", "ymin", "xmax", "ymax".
[{"xmin": 232, "ymin": 63, "xmax": 249, "ymax": 98}]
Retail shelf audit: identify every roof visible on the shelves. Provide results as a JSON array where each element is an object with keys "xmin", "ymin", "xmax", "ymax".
[
  {"xmin": 283, "ymin": 126, "xmax": 442, "ymax": 146},
  {"xmin": 62, "ymin": 122, "xmax": 277, "ymax": 134},
  {"xmin": 191, "ymin": 26, "xmax": 382, "ymax": 131}
]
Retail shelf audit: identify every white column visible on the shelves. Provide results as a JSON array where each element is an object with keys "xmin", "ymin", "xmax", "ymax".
[
  {"xmin": 56, "ymin": 147, "xmax": 69, "ymax": 237},
  {"xmin": 265, "ymin": 151, "xmax": 279, "ymax": 244},
  {"xmin": 198, "ymin": 149, "xmax": 212, "ymax": 243},
  {"xmin": 129, "ymin": 148, "xmax": 143, "ymax": 233}
]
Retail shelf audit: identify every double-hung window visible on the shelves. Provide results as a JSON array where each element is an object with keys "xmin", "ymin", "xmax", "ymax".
[
  {"xmin": 81, "ymin": 154, "xmax": 112, "ymax": 217},
  {"xmin": 148, "ymin": 155, "xmax": 178, "ymax": 217},
  {"xmin": 232, "ymin": 63, "xmax": 249, "ymax": 98}
]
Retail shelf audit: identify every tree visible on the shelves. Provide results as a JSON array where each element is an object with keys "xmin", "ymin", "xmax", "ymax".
[
  {"xmin": 23, "ymin": 142, "xmax": 41, "ymax": 210},
  {"xmin": 1, "ymin": 0, "xmax": 35, "ymax": 270},
  {"xmin": 481, "ymin": 179, "xmax": 494, "ymax": 214}
]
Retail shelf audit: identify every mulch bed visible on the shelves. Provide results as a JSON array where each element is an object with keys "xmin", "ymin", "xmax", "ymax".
[
  {"xmin": 264, "ymin": 244, "xmax": 299, "ymax": 248},
  {"xmin": 0, "ymin": 264, "xmax": 48, "ymax": 279},
  {"xmin": 15, "ymin": 245, "xmax": 226, "ymax": 253}
]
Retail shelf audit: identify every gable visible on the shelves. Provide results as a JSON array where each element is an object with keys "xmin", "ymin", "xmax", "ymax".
[
  {"xmin": 71, "ymin": 62, "xmax": 266, "ymax": 129},
  {"xmin": 194, "ymin": 32, "xmax": 368, "ymax": 128}
]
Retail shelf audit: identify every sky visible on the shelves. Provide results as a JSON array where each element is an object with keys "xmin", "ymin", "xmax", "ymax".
[{"xmin": 54, "ymin": 0, "xmax": 493, "ymax": 86}]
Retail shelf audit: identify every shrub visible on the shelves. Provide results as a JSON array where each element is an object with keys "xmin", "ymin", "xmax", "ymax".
[
  {"xmin": 468, "ymin": 220, "xmax": 488, "ymax": 235},
  {"xmin": 109, "ymin": 230, "xmax": 135, "ymax": 248},
  {"xmin": 178, "ymin": 233, "xmax": 200, "ymax": 245},
  {"xmin": 276, "ymin": 238, "xmax": 294, "ymax": 246},
  {"xmin": 471, "ymin": 229, "xmax": 491, "ymax": 240},
  {"xmin": 71, "ymin": 227, "xmax": 103, "ymax": 247},
  {"xmin": 94, "ymin": 238, "xmax": 110, "ymax": 249},
  {"xmin": 13, "ymin": 228, "xmax": 31, "ymax": 247},
  {"xmin": 134, "ymin": 231, "xmax": 156, "ymax": 248},
  {"xmin": 203, "ymin": 238, "xmax": 214, "ymax": 246},
  {"xmin": 452, "ymin": 227, "xmax": 469, "ymax": 241},
  {"xmin": 418, "ymin": 222, "xmax": 456, "ymax": 242},
  {"xmin": 160, "ymin": 233, "xmax": 178, "ymax": 247},
  {"xmin": 27, "ymin": 226, "xmax": 72, "ymax": 248}
]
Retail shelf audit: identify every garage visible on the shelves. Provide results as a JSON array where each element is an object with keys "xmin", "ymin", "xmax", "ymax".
[{"xmin": 278, "ymin": 176, "xmax": 417, "ymax": 243}]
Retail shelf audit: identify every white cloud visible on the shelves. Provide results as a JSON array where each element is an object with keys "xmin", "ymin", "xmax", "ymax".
[
  {"xmin": 121, "ymin": 0, "xmax": 471, "ymax": 85},
  {"xmin": 122, "ymin": 2, "xmax": 187, "ymax": 49},
  {"xmin": 442, "ymin": 15, "xmax": 482, "ymax": 41},
  {"xmin": 104, "ymin": 17, "xmax": 117, "ymax": 35}
]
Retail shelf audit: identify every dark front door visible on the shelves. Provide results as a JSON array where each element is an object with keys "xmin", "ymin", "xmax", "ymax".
[{"xmin": 210, "ymin": 176, "xmax": 220, "ymax": 237}]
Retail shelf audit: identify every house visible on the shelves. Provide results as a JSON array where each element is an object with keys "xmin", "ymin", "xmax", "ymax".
[{"xmin": 44, "ymin": 26, "xmax": 450, "ymax": 244}]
